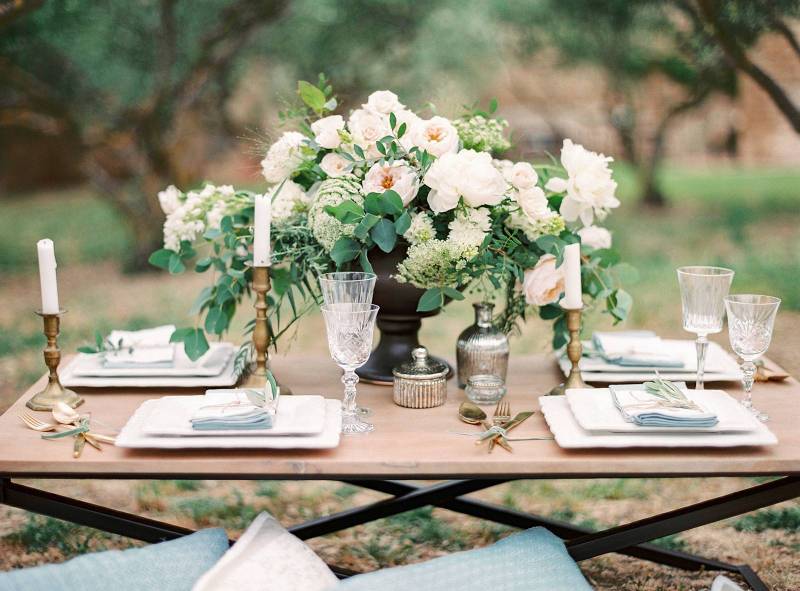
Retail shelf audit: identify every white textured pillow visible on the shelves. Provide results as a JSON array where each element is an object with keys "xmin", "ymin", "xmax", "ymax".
[{"xmin": 192, "ymin": 512, "xmax": 338, "ymax": 591}]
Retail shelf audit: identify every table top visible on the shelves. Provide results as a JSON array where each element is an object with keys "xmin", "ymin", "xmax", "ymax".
[{"xmin": 1, "ymin": 355, "xmax": 798, "ymax": 479}]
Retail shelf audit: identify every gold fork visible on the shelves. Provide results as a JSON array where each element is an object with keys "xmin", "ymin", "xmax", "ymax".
[
  {"xmin": 19, "ymin": 412, "xmax": 115, "ymax": 445},
  {"xmin": 488, "ymin": 400, "xmax": 512, "ymax": 453}
]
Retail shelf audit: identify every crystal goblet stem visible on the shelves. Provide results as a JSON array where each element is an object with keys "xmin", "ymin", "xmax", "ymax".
[
  {"xmin": 695, "ymin": 335, "xmax": 708, "ymax": 391},
  {"xmin": 740, "ymin": 360, "xmax": 757, "ymax": 411}
]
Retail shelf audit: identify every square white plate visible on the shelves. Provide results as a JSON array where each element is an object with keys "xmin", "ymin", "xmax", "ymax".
[
  {"xmin": 70, "ymin": 342, "xmax": 235, "ymax": 377},
  {"xmin": 558, "ymin": 340, "xmax": 742, "ymax": 383},
  {"xmin": 142, "ymin": 393, "xmax": 327, "ymax": 437},
  {"xmin": 116, "ymin": 398, "xmax": 342, "ymax": 449},
  {"xmin": 61, "ymin": 346, "xmax": 242, "ymax": 388},
  {"xmin": 539, "ymin": 396, "xmax": 777, "ymax": 448},
  {"xmin": 565, "ymin": 388, "xmax": 758, "ymax": 433}
]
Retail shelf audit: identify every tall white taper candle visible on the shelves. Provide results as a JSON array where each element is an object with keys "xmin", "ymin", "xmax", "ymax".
[
  {"xmin": 37, "ymin": 239, "xmax": 60, "ymax": 314},
  {"xmin": 253, "ymin": 194, "xmax": 271, "ymax": 267},
  {"xmin": 561, "ymin": 242, "xmax": 582, "ymax": 309}
]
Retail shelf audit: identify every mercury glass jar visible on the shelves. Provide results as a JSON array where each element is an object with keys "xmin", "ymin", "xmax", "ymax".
[
  {"xmin": 456, "ymin": 302, "xmax": 509, "ymax": 388},
  {"xmin": 392, "ymin": 347, "xmax": 448, "ymax": 408}
]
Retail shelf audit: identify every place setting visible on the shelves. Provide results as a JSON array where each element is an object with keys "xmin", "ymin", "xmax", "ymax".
[{"xmin": 542, "ymin": 265, "xmax": 783, "ymax": 450}]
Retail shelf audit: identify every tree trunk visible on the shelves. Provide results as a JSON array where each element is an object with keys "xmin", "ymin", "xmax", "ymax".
[{"xmin": 639, "ymin": 162, "xmax": 666, "ymax": 207}]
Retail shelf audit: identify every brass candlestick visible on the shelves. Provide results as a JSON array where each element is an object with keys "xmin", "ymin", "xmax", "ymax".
[
  {"xmin": 27, "ymin": 310, "xmax": 84, "ymax": 411},
  {"xmin": 548, "ymin": 306, "xmax": 591, "ymax": 396},
  {"xmin": 242, "ymin": 266, "xmax": 291, "ymax": 394}
]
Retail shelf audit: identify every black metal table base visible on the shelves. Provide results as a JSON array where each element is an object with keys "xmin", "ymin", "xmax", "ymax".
[{"xmin": 2, "ymin": 476, "xmax": 798, "ymax": 590}]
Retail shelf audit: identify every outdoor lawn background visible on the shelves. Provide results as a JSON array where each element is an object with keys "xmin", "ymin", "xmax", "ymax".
[{"xmin": 2, "ymin": 1, "xmax": 800, "ymax": 589}]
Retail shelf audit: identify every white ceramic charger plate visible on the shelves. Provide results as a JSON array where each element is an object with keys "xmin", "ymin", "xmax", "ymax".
[
  {"xmin": 558, "ymin": 339, "xmax": 741, "ymax": 383},
  {"xmin": 61, "ymin": 344, "xmax": 242, "ymax": 388},
  {"xmin": 565, "ymin": 388, "xmax": 759, "ymax": 433},
  {"xmin": 69, "ymin": 342, "xmax": 235, "ymax": 377},
  {"xmin": 142, "ymin": 393, "xmax": 327, "ymax": 437},
  {"xmin": 116, "ymin": 398, "xmax": 342, "ymax": 449},
  {"xmin": 539, "ymin": 396, "xmax": 777, "ymax": 448}
]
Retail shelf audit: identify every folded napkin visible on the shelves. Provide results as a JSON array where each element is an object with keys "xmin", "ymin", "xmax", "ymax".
[
  {"xmin": 107, "ymin": 325, "xmax": 176, "ymax": 348},
  {"xmin": 609, "ymin": 383, "xmax": 718, "ymax": 428},
  {"xmin": 592, "ymin": 331, "xmax": 684, "ymax": 368},
  {"xmin": 103, "ymin": 325, "xmax": 177, "ymax": 368},
  {"xmin": 190, "ymin": 389, "xmax": 275, "ymax": 431}
]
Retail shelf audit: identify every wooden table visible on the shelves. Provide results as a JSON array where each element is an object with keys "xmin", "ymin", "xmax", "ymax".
[{"xmin": 1, "ymin": 355, "xmax": 798, "ymax": 590}]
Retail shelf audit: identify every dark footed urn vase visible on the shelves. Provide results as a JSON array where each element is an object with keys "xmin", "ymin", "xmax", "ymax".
[{"xmin": 356, "ymin": 246, "xmax": 453, "ymax": 385}]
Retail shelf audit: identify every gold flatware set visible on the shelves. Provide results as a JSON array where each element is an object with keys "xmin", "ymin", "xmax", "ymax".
[
  {"xmin": 458, "ymin": 400, "xmax": 551, "ymax": 453},
  {"xmin": 19, "ymin": 408, "xmax": 116, "ymax": 458}
]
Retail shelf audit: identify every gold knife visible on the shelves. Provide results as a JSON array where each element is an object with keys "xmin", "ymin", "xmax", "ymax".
[
  {"xmin": 73, "ymin": 434, "xmax": 86, "ymax": 459},
  {"xmin": 481, "ymin": 411, "xmax": 536, "ymax": 451}
]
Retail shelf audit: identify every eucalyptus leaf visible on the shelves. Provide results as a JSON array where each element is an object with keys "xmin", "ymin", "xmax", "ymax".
[
  {"xmin": 330, "ymin": 237, "xmax": 361, "ymax": 266},
  {"xmin": 148, "ymin": 249, "xmax": 173, "ymax": 270},
  {"xmin": 298, "ymin": 80, "xmax": 326, "ymax": 112},
  {"xmin": 370, "ymin": 218, "xmax": 397, "ymax": 253},
  {"xmin": 417, "ymin": 288, "xmax": 444, "ymax": 312}
]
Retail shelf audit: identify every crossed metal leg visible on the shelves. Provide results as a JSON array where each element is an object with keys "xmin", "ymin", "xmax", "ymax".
[{"xmin": 2, "ymin": 476, "xmax": 798, "ymax": 590}]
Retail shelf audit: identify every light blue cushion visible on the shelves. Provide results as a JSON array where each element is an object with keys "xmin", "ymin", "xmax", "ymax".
[
  {"xmin": 334, "ymin": 527, "xmax": 592, "ymax": 591},
  {"xmin": 0, "ymin": 528, "xmax": 228, "ymax": 591}
]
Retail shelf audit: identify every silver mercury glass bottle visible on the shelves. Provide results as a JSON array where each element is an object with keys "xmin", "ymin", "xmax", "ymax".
[{"xmin": 456, "ymin": 302, "xmax": 509, "ymax": 388}]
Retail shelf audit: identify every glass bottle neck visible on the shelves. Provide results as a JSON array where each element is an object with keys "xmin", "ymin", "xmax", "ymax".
[{"xmin": 474, "ymin": 304, "xmax": 494, "ymax": 328}]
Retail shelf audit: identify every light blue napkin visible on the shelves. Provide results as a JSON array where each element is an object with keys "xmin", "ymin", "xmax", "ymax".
[
  {"xmin": 610, "ymin": 383, "xmax": 719, "ymax": 428},
  {"xmin": 593, "ymin": 331, "xmax": 685, "ymax": 368},
  {"xmin": 190, "ymin": 409, "xmax": 273, "ymax": 431}
]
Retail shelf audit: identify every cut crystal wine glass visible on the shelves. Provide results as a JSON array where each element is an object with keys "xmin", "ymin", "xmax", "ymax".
[
  {"xmin": 676, "ymin": 266, "xmax": 734, "ymax": 390},
  {"xmin": 318, "ymin": 272, "xmax": 376, "ymax": 416},
  {"xmin": 724, "ymin": 294, "xmax": 780, "ymax": 421},
  {"xmin": 321, "ymin": 303, "xmax": 379, "ymax": 434}
]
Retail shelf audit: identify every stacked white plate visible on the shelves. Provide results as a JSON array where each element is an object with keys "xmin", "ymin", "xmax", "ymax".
[
  {"xmin": 116, "ymin": 393, "xmax": 341, "ymax": 449},
  {"xmin": 539, "ymin": 388, "xmax": 777, "ymax": 449},
  {"xmin": 557, "ymin": 339, "xmax": 741, "ymax": 383},
  {"xmin": 61, "ymin": 342, "xmax": 242, "ymax": 388}
]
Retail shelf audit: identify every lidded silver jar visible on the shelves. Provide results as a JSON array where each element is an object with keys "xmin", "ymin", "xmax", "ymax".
[
  {"xmin": 456, "ymin": 302, "xmax": 509, "ymax": 388},
  {"xmin": 392, "ymin": 347, "xmax": 448, "ymax": 408}
]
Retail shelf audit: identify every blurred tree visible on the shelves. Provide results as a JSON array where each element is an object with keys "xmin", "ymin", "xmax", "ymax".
[
  {"xmin": 0, "ymin": 0, "xmax": 289, "ymax": 270},
  {"xmin": 496, "ymin": 0, "xmax": 736, "ymax": 207},
  {"xmin": 686, "ymin": 0, "xmax": 800, "ymax": 133}
]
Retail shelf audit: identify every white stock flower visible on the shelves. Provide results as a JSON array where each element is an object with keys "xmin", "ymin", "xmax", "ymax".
[
  {"xmin": 403, "ymin": 212, "xmax": 436, "ymax": 244},
  {"xmin": 522, "ymin": 254, "xmax": 564, "ymax": 306},
  {"xmin": 364, "ymin": 90, "xmax": 404, "ymax": 115},
  {"xmin": 348, "ymin": 108, "xmax": 390, "ymax": 158},
  {"xmin": 270, "ymin": 180, "xmax": 310, "ymax": 224},
  {"xmin": 424, "ymin": 149, "xmax": 507, "ymax": 213},
  {"xmin": 260, "ymin": 131, "xmax": 306, "ymax": 183},
  {"xmin": 545, "ymin": 139, "xmax": 619, "ymax": 226},
  {"xmin": 311, "ymin": 115, "xmax": 345, "ymax": 149},
  {"xmin": 408, "ymin": 116, "xmax": 459, "ymax": 157},
  {"xmin": 578, "ymin": 225, "xmax": 612, "ymax": 249},
  {"xmin": 504, "ymin": 162, "xmax": 538, "ymax": 190},
  {"xmin": 157, "ymin": 185, "xmax": 182, "ymax": 215},
  {"xmin": 320, "ymin": 152, "xmax": 350, "ymax": 178},
  {"xmin": 362, "ymin": 161, "xmax": 419, "ymax": 206}
]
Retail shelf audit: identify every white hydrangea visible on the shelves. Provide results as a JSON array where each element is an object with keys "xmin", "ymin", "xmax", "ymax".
[
  {"xmin": 447, "ymin": 208, "xmax": 491, "ymax": 259},
  {"xmin": 260, "ymin": 131, "xmax": 306, "ymax": 183},
  {"xmin": 270, "ymin": 180, "xmax": 310, "ymax": 225},
  {"xmin": 161, "ymin": 184, "xmax": 246, "ymax": 251},
  {"xmin": 308, "ymin": 175, "xmax": 363, "ymax": 251},
  {"xmin": 403, "ymin": 212, "xmax": 436, "ymax": 244},
  {"xmin": 505, "ymin": 209, "xmax": 565, "ymax": 242}
]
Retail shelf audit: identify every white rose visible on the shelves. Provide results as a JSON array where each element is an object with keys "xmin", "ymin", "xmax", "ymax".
[
  {"xmin": 362, "ymin": 162, "xmax": 419, "ymax": 206},
  {"xmin": 364, "ymin": 90, "xmax": 404, "ymax": 115},
  {"xmin": 311, "ymin": 115, "xmax": 345, "ymax": 149},
  {"xmin": 545, "ymin": 139, "xmax": 619, "ymax": 226},
  {"xmin": 348, "ymin": 108, "xmax": 390, "ymax": 158},
  {"xmin": 270, "ymin": 180, "xmax": 309, "ymax": 223},
  {"xmin": 515, "ymin": 186, "xmax": 550, "ymax": 221},
  {"xmin": 424, "ymin": 149, "xmax": 507, "ymax": 212},
  {"xmin": 260, "ymin": 131, "xmax": 306, "ymax": 183},
  {"xmin": 577, "ymin": 225, "xmax": 612, "ymax": 249},
  {"xmin": 522, "ymin": 254, "xmax": 565, "ymax": 306},
  {"xmin": 408, "ymin": 116, "xmax": 459, "ymax": 157},
  {"xmin": 320, "ymin": 153, "xmax": 350, "ymax": 178},
  {"xmin": 504, "ymin": 162, "xmax": 538, "ymax": 190},
  {"xmin": 157, "ymin": 185, "xmax": 182, "ymax": 215}
]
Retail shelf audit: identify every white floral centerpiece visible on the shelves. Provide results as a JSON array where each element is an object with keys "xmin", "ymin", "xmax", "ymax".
[{"xmin": 150, "ymin": 78, "xmax": 631, "ymax": 360}]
